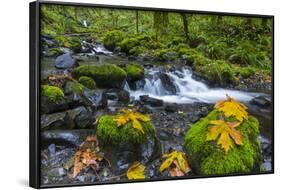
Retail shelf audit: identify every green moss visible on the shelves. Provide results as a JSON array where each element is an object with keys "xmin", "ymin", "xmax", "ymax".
[
  {"xmin": 41, "ymin": 85, "xmax": 64, "ymax": 102},
  {"xmin": 103, "ymin": 30, "xmax": 125, "ymax": 51},
  {"xmin": 54, "ymin": 36, "xmax": 81, "ymax": 53},
  {"xmin": 238, "ymin": 67, "xmax": 255, "ymax": 78},
  {"xmin": 78, "ymin": 76, "xmax": 96, "ymax": 89},
  {"xmin": 64, "ymin": 81, "xmax": 85, "ymax": 95},
  {"xmin": 72, "ymin": 64, "xmax": 127, "ymax": 88},
  {"xmin": 124, "ymin": 64, "xmax": 144, "ymax": 81},
  {"xmin": 194, "ymin": 60, "xmax": 237, "ymax": 85},
  {"xmin": 184, "ymin": 110, "xmax": 261, "ymax": 175},
  {"xmin": 119, "ymin": 37, "xmax": 140, "ymax": 54},
  {"xmin": 152, "ymin": 48, "xmax": 177, "ymax": 61},
  {"xmin": 48, "ymin": 47, "xmax": 64, "ymax": 57},
  {"xmin": 96, "ymin": 115, "xmax": 156, "ymax": 145}
]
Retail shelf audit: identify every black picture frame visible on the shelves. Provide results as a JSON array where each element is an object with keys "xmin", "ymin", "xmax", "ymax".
[{"xmin": 29, "ymin": 1, "xmax": 274, "ymax": 188}]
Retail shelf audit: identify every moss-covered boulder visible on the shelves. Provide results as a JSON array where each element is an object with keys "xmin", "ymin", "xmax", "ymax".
[
  {"xmin": 96, "ymin": 115, "xmax": 156, "ymax": 145},
  {"xmin": 64, "ymin": 81, "xmax": 85, "ymax": 95},
  {"xmin": 124, "ymin": 64, "xmax": 144, "ymax": 81},
  {"xmin": 103, "ymin": 30, "xmax": 125, "ymax": 51},
  {"xmin": 41, "ymin": 85, "xmax": 64, "ymax": 102},
  {"xmin": 72, "ymin": 64, "xmax": 127, "ymax": 89},
  {"xmin": 184, "ymin": 110, "xmax": 262, "ymax": 175},
  {"xmin": 78, "ymin": 76, "xmax": 96, "ymax": 89},
  {"xmin": 54, "ymin": 36, "xmax": 81, "ymax": 53}
]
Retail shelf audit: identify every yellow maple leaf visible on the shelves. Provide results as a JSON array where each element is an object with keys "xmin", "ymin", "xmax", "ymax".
[
  {"xmin": 207, "ymin": 120, "xmax": 243, "ymax": 153},
  {"xmin": 215, "ymin": 95, "xmax": 248, "ymax": 122},
  {"xmin": 114, "ymin": 109, "xmax": 150, "ymax": 134},
  {"xmin": 127, "ymin": 161, "xmax": 146, "ymax": 180},
  {"xmin": 159, "ymin": 151, "xmax": 191, "ymax": 175}
]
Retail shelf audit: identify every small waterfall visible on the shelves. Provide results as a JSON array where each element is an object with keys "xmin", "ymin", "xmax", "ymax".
[{"xmin": 125, "ymin": 67, "xmax": 262, "ymax": 104}]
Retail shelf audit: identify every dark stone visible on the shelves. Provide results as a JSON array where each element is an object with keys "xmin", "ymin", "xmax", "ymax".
[
  {"xmin": 158, "ymin": 73, "xmax": 177, "ymax": 94},
  {"xmin": 55, "ymin": 53, "xmax": 78, "ymax": 69},
  {"xmin": 140, "ymin": 95, "xmax": 163, "ymax": 107},
  {"xmin": 250, "ymin": 95, "xmax": 271, "ymax": 108},
  {"xmin": 128, "ymin": 55, "xmax": 137, "ymax": 61},
  {"xmin": 165, "ymin": 103, "xmax": 179, "ymax": 113},
  {"xmin": 105, "ymin": 89, "xmax": 130, "ymax": 104},
  {"xmin": 40, "ymin": 96, "xmax": 70, "ymax": 114},
  {"xmin": 41, "ymin": 106, "xmax": 95, "ymax": 130},
  {"xmin": 82, "ymin": 89, "xmax": 107, "ymax": 109}
]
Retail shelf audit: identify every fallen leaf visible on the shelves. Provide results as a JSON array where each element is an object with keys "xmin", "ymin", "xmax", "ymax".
[
  {"xmin": 207, "ymin": 120, "xmax": 243, "ymax": 153},
  {"xmin": 215, "ymin": 95, "xmax": 248, "ymax": 122},
  {"xmin": 115, "ymin": 109, "xmax": 150, "ymax": 134},
  {"xmin": 127, "ymin": 161, "xmax": 146, "ymax": 180},
  {"xmin": 159, "ymin": 151, "xmax": 191, "ymax": 176}
]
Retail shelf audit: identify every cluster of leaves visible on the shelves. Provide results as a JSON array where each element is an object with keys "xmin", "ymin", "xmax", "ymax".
[
  {"xmin": 64, "ymin": 136, "xmax": 110, "ymax": 178},
  {"xmin": 126, "ymin": 162, "xmax": 146, "ymax": 180},
  {"xmin": 115, "ymin": 109, "xmax": 150, "ymax": 134},
  {"xmin": 159, "ymin": 151, "xmax": 191, "ymax": 177},
  {"xmin": 206, "ymin": 95, "xmax": 248, "ymax": 153},
  {"xmin": 47, "ymin": 74, "xmax": 72, "ymax": 88}
]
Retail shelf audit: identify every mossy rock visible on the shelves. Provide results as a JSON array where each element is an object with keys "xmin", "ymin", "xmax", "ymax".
[
  {"xmin": 48, "ymin": 47, "xmax": 64, "ymax": 57},
  {"xmin": 119, "ymin": 37, "xmax": 140, "ymax": 54},
  {"xmin": 54, "ymin": 36, "xmax": 81, "ymax": 53},
  {"xmin": 41, "ymin": 85, "xmax": 64, "ymax": 102},
  {"xmin": 96, "ymin": 115, "xmax": 156, "ymax": 145},
  {"xmin": 184, "ymin": 110, "xmax": 262, "ymax": 175},
  {"xmin": 124, "ymin": 64, "xmax": 144, "ymax": 81},
  {"xmin": 78, "ymin": 76, "xmax": 96, "ymax": 89},
  {"xmin": 194, "ymin": 60, "xmax": 237, "ymax": 85},
  {"xmin": 152, "ymin": 48, "xmax": 177, "ymax": 61},
  {"xmin": 64, "ymin": 81, "xmax": 85, "ymax": 95},
  {"xmin": 72, "ymin": 64, "xmax": 127, "ymax": 89},
  {"xmin": 103, "ymin": 30, "xmax": 125, "ymax": 51}
]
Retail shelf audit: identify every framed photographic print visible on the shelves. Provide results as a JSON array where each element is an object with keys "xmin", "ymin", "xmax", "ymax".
[{"xmin": 29, "ymin": 0, "xmax": 274, "ymax": 188}]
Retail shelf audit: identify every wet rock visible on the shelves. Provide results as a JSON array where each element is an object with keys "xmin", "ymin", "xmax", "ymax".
[
  {"xmin": 40, "ymin": 96, "xmax": 70, "ymax": 114},
  {"xmin": 41, "ymin": 106, "xmax": 95, "ymax": 130},
  {"xmin": 41, "ymin": 130, "xmax": 95, "ymax": 147},
  {"xmin": 48, "ymin": 167, "xmax": 67, "ymax": 177},
  {"xmin": 105, "ymin": 89, "xmax": 130, "ymax": 104},
  {"xmin": 164, "ymin": 103, "xmax": 179, "ymax": 113},
  {"xmin": 55, "ymin": 53, "xmax": 78, "ymax": 69},
  {"xmin": 250, "ymin": 95, "xmax": 271, "ymax": 108},
  {"xmin": 141, "ymin": 136, "xmax": 162, "ymax": 164},
  {"xmin": 158, "ymin": 73, "xmax": 177, "ymax": 94},
  {"xmin": 82, "ymin": 89, "xmax": 107, "ymax": 109},
  {"xmin": 140, "ymin": 95, "xmax": 163, "ymax": 107}
]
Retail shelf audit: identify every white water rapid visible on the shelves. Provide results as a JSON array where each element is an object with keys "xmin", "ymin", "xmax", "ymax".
[{"xmin": 124, "ymin": 68, "xmax": 262, "ymax": 104}]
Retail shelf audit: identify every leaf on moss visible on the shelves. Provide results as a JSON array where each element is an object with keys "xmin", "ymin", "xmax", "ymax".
[
  {"xmin": 115, "ymin": 109, "xmax": 150, "ymax": 134},
  {"xmin": 215, "ymin": 95, "xmax": 248, "ymax": 122},
  {"xmin": 127, "ymin": 161, "xmax": 146, "ymax": 180},
  {"xmin": 159, "ymin": 151, "xmax": 191, "ymax": 176},
  {"xmin": 207, "ymin": 120, "xmax": 243, "ymax": 153}
]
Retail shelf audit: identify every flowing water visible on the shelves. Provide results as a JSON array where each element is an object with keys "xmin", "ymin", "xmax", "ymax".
[{"xmin": 125, "ymin": 68, "xmax": 263, "ymax": 104}]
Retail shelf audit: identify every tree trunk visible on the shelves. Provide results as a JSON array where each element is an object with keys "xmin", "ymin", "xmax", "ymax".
[
  {"xmin": 136, "ymin": 11, "xmax": 139, "ymax": 34},
  {"xmin": 181, "ymin": 13, "xmax": 189, "ymax": 42}
]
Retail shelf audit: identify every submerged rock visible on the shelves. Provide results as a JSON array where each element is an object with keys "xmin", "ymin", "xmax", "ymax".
[
  {"xmin": 55, "ymin": 53, "xmax": 78, "ymax": 69},
  {"xmin": 158, "ymin": 73, "xmax": 177, "ymax": 94}
]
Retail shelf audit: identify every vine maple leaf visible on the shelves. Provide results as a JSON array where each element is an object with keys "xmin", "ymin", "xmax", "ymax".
[
  {"xmin": 115, "ymin": 109, "xmax": 150, "ymax": 134},
  {"xmin": 159, "ymin": 151, "xmax": 191, "ymax": 176},
  {"xmin": 127, "ymin": 161, "xmax": 146, "ymax": 180},
  {"xmin": 207, "ymin": 120, "xmax": 243, "ymax": 153},
  {"xmin": 215, "ymin": 95, "xmax": 248, "ymax": 122}
]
